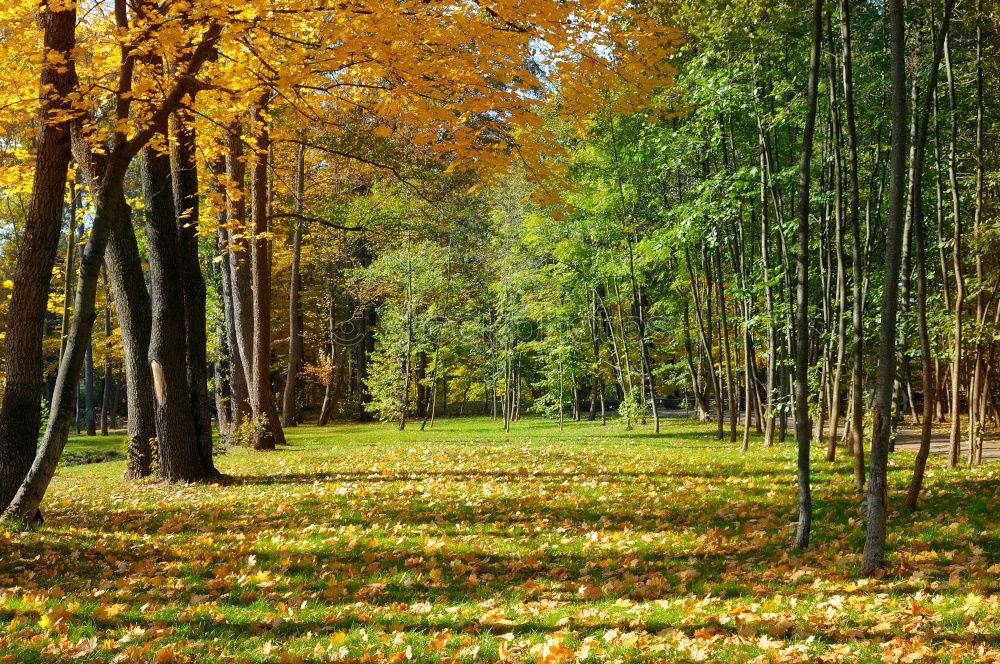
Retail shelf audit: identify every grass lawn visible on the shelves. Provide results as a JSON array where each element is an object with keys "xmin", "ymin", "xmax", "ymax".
[{"xmin": 1, "ymin": 415, "xmax": 998, "ymax": 663}]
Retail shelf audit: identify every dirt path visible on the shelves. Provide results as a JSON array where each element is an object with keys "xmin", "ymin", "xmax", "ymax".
[{"xmin": 894, "ymin": 427, "xmax": 1000, "ymax": 462}]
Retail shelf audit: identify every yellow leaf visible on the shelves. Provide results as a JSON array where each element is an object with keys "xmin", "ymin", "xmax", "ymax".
[{"xmin": 428, "ymin": 629, "xmax": 449, "ymax": 650}]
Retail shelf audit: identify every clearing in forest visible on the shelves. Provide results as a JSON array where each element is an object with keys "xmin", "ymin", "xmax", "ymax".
[{"xmin": 1, "ymin": 417, "xmax": 998, "ymax": 663}]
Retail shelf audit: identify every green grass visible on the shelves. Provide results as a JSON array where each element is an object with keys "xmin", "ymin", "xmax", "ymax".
[
  {"xmin": 60, "ymin": 432, "xmax": 128, "ymax": 466},
  {"xmin": 2, "ymin": 415, "xmax": 998, "ymax": 663}
]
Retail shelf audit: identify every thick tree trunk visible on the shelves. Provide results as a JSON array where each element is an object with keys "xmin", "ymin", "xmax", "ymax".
[
  {"xmin": 171, "ymin": 114, "xmax": 217, "ymax": 475},
  {"xmin": 0, "ymin": 2, "xmax": 78, "ymax": 513},
  {"xmin": 79, "ymin": 149, "xmax": 157, "ymax": 479},
  {"xmin": 140, "ymin": 144, "xmax": 206, "ymax": 482},
  {"xmin": 2, "ymin": 170, "xmax": 129, "ymax": 520}
]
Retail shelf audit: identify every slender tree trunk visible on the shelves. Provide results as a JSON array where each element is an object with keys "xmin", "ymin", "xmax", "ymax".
[
  {"xmin": 968, "ymin": 0, "xmax": 985, "ymax": 466},
  {"xmin": 595, "ymin": 287, "xmax": 626, "ymax": 398},
  {"xmin": 682, "ymin": 298, "xmax": 708, "ymax": 422},
  {"xmin": 840, "ymin": 0, "xmax": 866, "ymax": 492},
  {"xmin": 282, "ymin": 144, "xmax": 307, "ymax": 427},
  {"xmin": 248, "ymin": 102, "xmax": 284, "ymax": 449},
  {"xmin": 559, "ymin": 356, "xmax": 565, "ymax": 430},
  {"xmin": 905, "ymin": 0, "xmax": 953, "ymax": 509},
  {"xmin": 686, "ymin": 247, "xmax": 722, "ymax": 438},
  {"xmin": 58, "ymin": 182, "xmax": 77, "ymax": 363},
  {"xmin": 862, "ymin": 0, "xmax": 907, "ymax": 576},
  {"xmin": 758, "ymin": 138, "xmax": 777, "ymax": 447},
  {"xmin": 792, "ymin": 0, "xmax": 822, "ymax": 550},
  {"xmin": 318, "ymin": 280, "xmax": 340, "ymax": 425},
  {"xmin": 84, "ymin": 338, "xmax": 96, "ymax": 436},
  {"xmin": 716, "ymin": 248, "xmax": 738, "ymax": 442},
  {"xmin": 826, "ymin": 13, "xmax": 848, "ymax": 462},
  {"xmin": 217, "ymin": 153, "xmax": 252, "ymax": 435},
  {"xmin": 100, "ymin": 269, "xmax": 113, "ymax": 436},
  {"xmin": 945, "ymin": 29, "xmax": 965, "ymax": 468}
]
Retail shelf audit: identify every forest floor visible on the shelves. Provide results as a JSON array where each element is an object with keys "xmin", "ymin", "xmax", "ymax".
[{"xmin": 1, "ymin": 416, "xmax": 998, "ymax": 663}]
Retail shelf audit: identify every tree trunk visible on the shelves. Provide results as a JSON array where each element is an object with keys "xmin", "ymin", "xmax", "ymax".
[
  {"xmin": 825, "ymin": 12, "xmax": 848, "ymax": 462},
  {"xmin": 968, "ymin": 0, "xmax": 985, "ymax": 466},
  {"xmin": 140, "ymin": 144, "xmax": 206, "ymax": 482},
  {"xmin": 839, "ymin": 0, "xmax": 866, "ymax": 492},
  {"xmin": 84, "ymin": 339, "xmax": 96, "ymax": 436},
  {"xmin": 247, "ymin": 103, "xmax": 284, "ymax": 449},
  {"xmin": 905, "ymin": 0, "xmax": 953, "ymax": 509},
  {"xmin": 944, "ymin": 28, "xmax": 964, "ymax": 468},
  {"xmin": 171, "ymin": 113, "xmax": 217, "ymax": 475},
  {"xmin": 58, "ymin": 182, "xmax": 78, "ymax": 364},
  {"xmin": 81, "ymin": 152, "xmax": 157, "ymax": 479},
  {"xmin": 216, "ymin": 153, "xmax": 252, "ymax": 436},
  {"xmin": 793, "ymin": 0, "xmax": 822, "ymax": 550},
  {"xmin": 100, "ymin": 270, "xmax": 113, "ymax": 436},
  {"xmin": 282, "ymin": 143, "xmax": 307, "ymax": 427},
  {"xmin": 0, "ymin": 1, "xmax": 78, "ymax": 513},
  {"xmin": 862, "ymin": 0, "xmax": 907, "ymax": 576}
]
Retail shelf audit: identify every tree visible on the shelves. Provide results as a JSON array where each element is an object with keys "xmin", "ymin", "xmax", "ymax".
[
  {"xmin": 0, "ymin": 0, "xmax": 78, "ymax": 514},
  {"xmin": 1, "ymin": 5, "xmax": 222, "ymax": 521},
  {"xmin": 862, "ymin": 0, "xmax": 908, "ymax": 576},
  {"xmin": 792, "ymin": 0, "xmax": 823, "ymax": 550}
]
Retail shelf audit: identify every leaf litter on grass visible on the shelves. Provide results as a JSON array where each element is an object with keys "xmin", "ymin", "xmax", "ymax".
[{"xmin": 0, "ymin": 417, "xmax": 997, "ymax": 663}]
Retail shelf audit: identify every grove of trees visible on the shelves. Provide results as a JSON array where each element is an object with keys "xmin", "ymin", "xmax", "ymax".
[{"xmin": 0, "ymin": 0, "xmax": 997, "ymax": 577}]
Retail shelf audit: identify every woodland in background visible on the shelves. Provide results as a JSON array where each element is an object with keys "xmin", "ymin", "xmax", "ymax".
[{"xmin": 0, "ymin": 0, "xmax": 998, "ymax": 578}]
